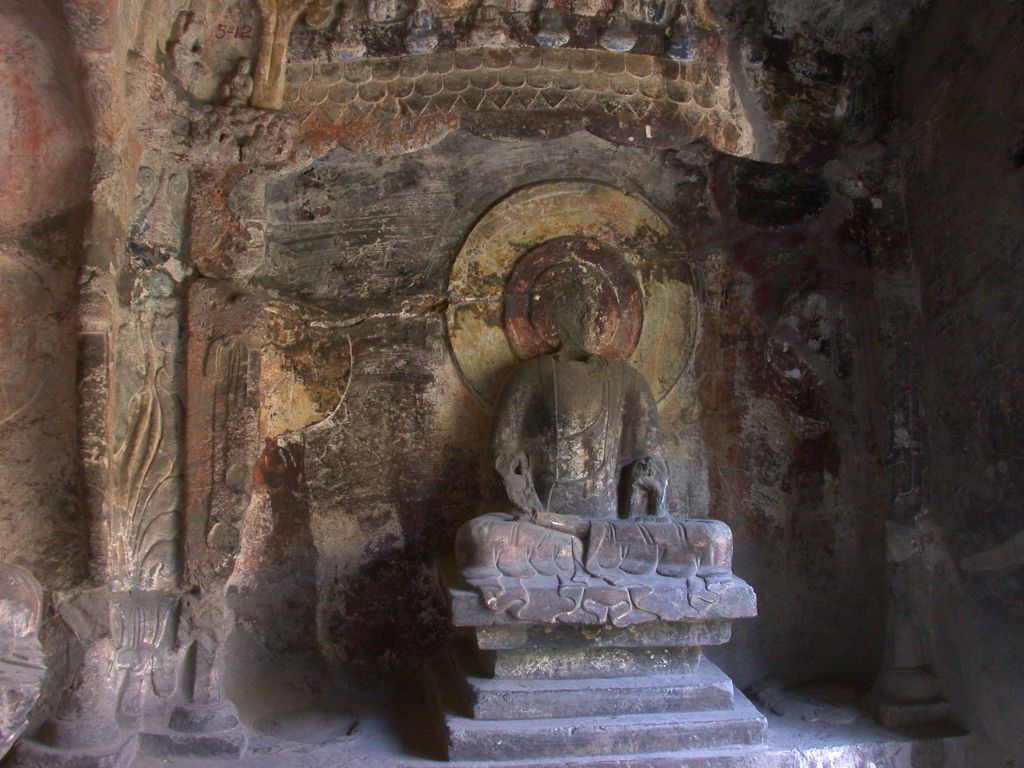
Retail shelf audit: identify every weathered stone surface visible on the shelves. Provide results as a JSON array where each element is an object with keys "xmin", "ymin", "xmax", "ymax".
[
  {"xmin": 894, "ymin": 0, "xmax": 1024, "ymax": 761},
  {"xmin": 284, "ymin": 49, "xmax": 756, "ymax": 155},
  {"xmin": 442, "ymin": 691, "xmax": 767, "ymax": 760},
  {"xmin": 478, "ymin": 644, "xmax": 702, "ymax": 680},
  {"xmin": 470, "ymin": 619, "xmax": 732, "ymax": 650},
  {"xmin": 0, "ymin": 0, "xmax": 91, "ymax": 229},
  {"xmin": 0, "ymin": 565, "xmax": 45, "ymax": 759},
  {"xmin": 450, "ymin": 579, "xmax": 757, "ymax": 626}
]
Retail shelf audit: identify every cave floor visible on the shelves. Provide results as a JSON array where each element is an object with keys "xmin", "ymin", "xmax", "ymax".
[
  {"xmin": 11, "ymin": 677, "xmax": 969, "ymax": 768},
  {"xmin": 123, "ymin": 684, "xmax": 968, "ymax": 768}
]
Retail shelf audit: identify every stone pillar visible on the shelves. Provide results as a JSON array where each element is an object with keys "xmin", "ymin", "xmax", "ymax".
[
  {"xmin": 867, "ymin": 276, "xmax": 951, "ymax": 727},
  {"xmin": 0, "ymin": 0, "xmax": 92, "ymax": 726},
  {"xmin": 105, "ymin": 159, "xmax": 190, "ymax": 731}
]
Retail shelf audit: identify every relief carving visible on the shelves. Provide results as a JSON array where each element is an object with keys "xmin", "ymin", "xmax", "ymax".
[
  {"xmin": 109, "ymin": 333, "xmax": 183, "ymax": 592},
  {"xmin": 105, "ymin": 158, "xmax": 191, "ymax": 729},
  {"xmin": 405, "ymin": 0, "xmax": 440, "ymax": 54},
  {"xmin": 126, "ymin": 165, "xmax": 190, "ymax": 275},
  {"xmin": 329, "ymin": 1, "xmax": 368, "ymax": 61},
  {"xmin": 167, "ymin": 10, "xmax": 213, "ymax": 98},
  {"xmin": 599, "ymin": 0, "xmax": 637, "ymax": 53},
  {"xmin": 252, "ymin": 0, "xmax": 334, "ymax": 109},
  {"xmin": 468, "ymin": 4, "xmax": 514, "ymax": 49},
  {"xmin": 284, "ymin": 48, "xmax": 751, "ymax": 156},
  {"xmin": 218, "ymin": 57, "xmax": 255, "ymax": 106},
  {"xmin": 534, "ymin": 2, "xmax": 569, "ymax": 47}
]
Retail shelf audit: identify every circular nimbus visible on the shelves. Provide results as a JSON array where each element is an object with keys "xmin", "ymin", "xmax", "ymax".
[{"xmin": 446, "ymin": 181, "xmax": 699, "ymax": 405}]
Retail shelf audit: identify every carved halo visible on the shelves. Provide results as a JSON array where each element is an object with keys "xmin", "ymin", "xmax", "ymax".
[
  {"xmin": 504, "ymin": 237, "xmax": 644, "ymax": 361},
  {"xmin": 447, "ymin": 181, "xmax": 699, "ymax": 405}
]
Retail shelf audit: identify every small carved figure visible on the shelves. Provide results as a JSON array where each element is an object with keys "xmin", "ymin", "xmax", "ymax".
[
  {"xmin": 219, "ymin": 58, "xmax": 254, "ymax": 107},
  {"xmin": 368, "ymin": 0, "xmax": 406, "ymax": 23},
  {"xmin": 329, "ymin": 1, "xmax": 367, "ymax": 61},
  {"xmin": 638, "ymin": 0, "xmax": 669, "ymax": 24},
  {"xmin": 455, "ymin": 271, "xmax": 736, "ymax": 625},
  {"xmin": 405, "ymin": 0, "xmax": 439, "ymax": 54},
  {"xmin": 599, "ymin": 0, "xmax": 636, "ymax": 52},
  {"xmin": 468, "ymin": 4, "xmax": 512, "ymax": 49},
  {"xmin": 534, "ymin": 1, "xmax": 569, "ymax": 48},
  {"xmin": 665, "ymin": 11, "xmax": 695, "ymax": 61}
]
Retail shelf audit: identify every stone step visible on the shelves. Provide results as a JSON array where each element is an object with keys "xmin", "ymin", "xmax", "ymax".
[
  {"xmin": 442, "ymin": 691, "xmax": 768, "ymax": 761},
  {"xmin": 453, "ymin": 660, "xmax": 735, "ymax": 720}
]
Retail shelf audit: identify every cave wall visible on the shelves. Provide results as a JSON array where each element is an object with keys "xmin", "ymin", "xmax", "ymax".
[
  {"xmin": 899, "ymin": 0, "xmax": 1024, "ymax": 762},
  {"xmin": 0, "ymin": 0, "xmax": 93, "ymax": 726},
  {"xmin": 224, "ymin": 129, "xmax": 895, "ymax": 692},
  {"xmin": 0, "ymin": 0, "xmax": 960, "ymax": 758}
]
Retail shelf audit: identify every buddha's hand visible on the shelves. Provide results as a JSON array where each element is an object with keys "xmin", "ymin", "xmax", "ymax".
[
  {"xmin": 626, "ymin": 455, "xmax": 669, "ymax": 517},
  {"xmin": 495, "ymin": 449, "xmax": 543, "ymax": 517}
]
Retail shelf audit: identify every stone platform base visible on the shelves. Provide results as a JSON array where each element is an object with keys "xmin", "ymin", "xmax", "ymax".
[
  {"xmin": 435, "ymin": 576, "xmax": 767, "ymax": 763},
  {"xmin": 440, "ymin": 684, "xmax": 767, "ymax": 761}
]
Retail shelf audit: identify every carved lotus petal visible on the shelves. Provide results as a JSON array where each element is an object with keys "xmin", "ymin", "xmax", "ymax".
[
  {"xmin": 539, "ymin": 88, "xmax": 565, "ymax": 108},
  {"xmin": 583, "ymin": 71, "xmax": 607, "ymax": 91},
  {"xmin": 498, "ymin": 67, "xmax": 527, "ymax": 87},
  {"xmin": 460, "ymin": 87, "xmax": 486, "ymax": 110},
  {"xmin": 639, "ymin": 75, "xmax": 665, "ymax": 99},
  {"xmin": 431, "ymin": 91, "xmax": 459, "ymax": 113},
  {"xmin": 372, "ymin": 58, "xmax": 402, "ymax": 81},
  {"xmin": 482, "ymin": 48, "xmax": 513, "ymax": 68},
  {"xmin": 611, "ymin": 73, "xmax": 638, "ymax": 96},
  {"xmin": 454, "ymin": 49, "xmax": 482, "ymax": 70},
  {"xmin": 388, "ymin": 78, "xmax": 415, "ymax": 98},
  {"xmin": 567, "ymin": 50, "xmax": 597, "ymax": 72},
  {"xmin": 485, "ymin": 88, "xmax": 514, "ymax": 109},
  {"xmin": 597, "ymin": 54, "xmax": 626, "ymax": 74},
  {"xmin": 510, "ymin": 48, "xmax": 542, "ymax": 70},
  {"xmin": 400, "ymin": 56, "xmax": 428, "ymax": 78},
  {"xmin": 415, "ymin": 73, "xmax": 443, "ymax": 96},
  {"xmin": 328, "ymin": 82, "xmax": 356, "ymax": 103},
  {"xmin": 542, "ymin": 50, "xmax": 568, "ymax": 71},
  {"xmin": 470, "ymin": 68, "xmax": 499, "ymax": 89},
  {"xmin": 404, "ymin": 92, "xmax": 429, "ymax": 113},
  {"xmin": 444, "ymin": 70, "xmax": 471, "ymax": 92},
  {"xmin": 343, "ymin": 64, "xmax": 373, "ymax": 83},
  {"xmin": 526, "ymin": 68, "xmax": 552, "ymax": 88},
  {"xmin": 359, "ymin": 80, "xmax": 388, "ymax": 102},
  {"xmin": 693, "ymin": 81, "xmax": 716, "ymax": 108},
  {"xmin": 551, "ymin": 71, "xmax": 581, "ymax": 91},
  {"xmin": 625, "ymin": 55, "xmax": 654, "ymax": 77},
  {"xmin": 658, "ymin": 59, "xmax": 681, "ymax": 79},
  {"xmin": 428, "ymin": 55, "xmax": 453, "ymax": 74},
  {"xmin": 665, "ymin": 79, "xmax": 691, "ymax": 103}
]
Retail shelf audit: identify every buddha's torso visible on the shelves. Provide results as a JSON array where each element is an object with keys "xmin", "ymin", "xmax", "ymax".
[{"xmin": 524, "ymin": 354, "xmax": 626, "ymax": 518}]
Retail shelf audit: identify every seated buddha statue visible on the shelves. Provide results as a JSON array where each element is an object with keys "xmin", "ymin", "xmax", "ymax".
[{"xmin": 455, "ymin": 277, "xmax": 736, "ymax": 626}]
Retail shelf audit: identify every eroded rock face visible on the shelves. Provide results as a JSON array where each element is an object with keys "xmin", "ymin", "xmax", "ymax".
[
  {"xmin": 0, "ymin": 0, "xmax": 91, "ymax": 230},
  {"xmin": 0, "ymin": 2, "xmax": 91, "ymax": 737},
  {"xmin": 0, "ymin": 564, "xmax": 45, "ymax": 759}
]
